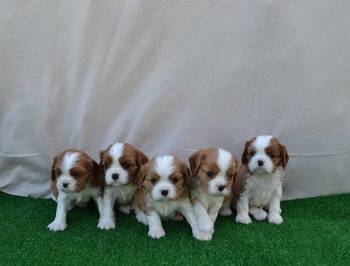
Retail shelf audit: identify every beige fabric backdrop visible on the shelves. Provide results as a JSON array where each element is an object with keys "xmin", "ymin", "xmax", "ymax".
[{"xmin": 1, "ymin": 0, "xmax": 349, "ymax": 199}]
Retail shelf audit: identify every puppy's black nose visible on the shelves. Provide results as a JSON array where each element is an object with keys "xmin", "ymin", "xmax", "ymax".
[
  {"xmin": 161, "ymin": 190, "xmax": 169, "ymax": 196},
  {"xmin": 218, "ymin": 185, "xmax": 226, "ymax": 192},
  {"xmin": 258, "ymin": 160, "xmax": 264, "ymax": 167},
  {"xmin": 63, "ymin": 183, "xmax": 68, "ymax": 188},
  {"xmin": 112, "ymin": 173, "xmax": 119, "ymax": 180}
]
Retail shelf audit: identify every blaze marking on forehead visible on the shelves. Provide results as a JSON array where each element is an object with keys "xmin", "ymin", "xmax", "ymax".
[
  {"xmin": 109, "ymin": 142, "xmax": 124, "ymax": 160},
  {"xmin": 154, "ymin": 155, "xmax": 175, "ymax": 178},
  {"xmin": 217, "ymin": 148, "xmax": 232, "ymax": 172},
  {"xmin": 254, "ymin": 135, "xmax": 273, "ymax": 151},
  {"xmin": 61, "ymin": 152, "xmax": 79, "ymax": 173}
]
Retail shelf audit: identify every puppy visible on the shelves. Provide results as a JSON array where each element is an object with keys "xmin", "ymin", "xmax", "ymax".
[
  {"xmin": 189, "ymin": 148, "xmax": 239, "ymax": 236},
  {"xmin": 235, "ymin": 135, "xmax": 289, "ymax": 225},
  {"xmin": 133, "ymin": 155, "xmax": 210, "ymax": 240},
  {"xmin": 48, "ymin": 149, "xmax": 103, "ymax": 231},
  {"xmin": 97, "ymin": 142, "xmax": 148, "ymax": 230}
]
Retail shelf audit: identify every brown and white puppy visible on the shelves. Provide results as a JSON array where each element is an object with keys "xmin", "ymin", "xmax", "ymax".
[
  {"xmin": 235, "ymin": 135, "xmax": 289, "ymax": 225},
  {"xmin": 133, "ymin": 155, "xmax": 210, "ymax": 240},
  {"xmin": 98, "ymin": 142, "xmax": 148, "ymax": 230},
  {"xmin": 189, "ymin": 148, "xmax": 239, "ymax": 237},
  {"xmin": 48, "ymin": 149, "xmax": 103, "ymax": 231}
]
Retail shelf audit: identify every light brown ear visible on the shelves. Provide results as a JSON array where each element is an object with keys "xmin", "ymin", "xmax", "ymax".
[
  {"xmin": 136, "ymin": 149, "xmax": 149, "ymax": 168},
  {"xmin": 138, "ymin": 163, "xmax": 150, "ymax": 188},
  {"xmin": 51, "ymin": 156, "xmax": 58, "ymax": 181},
  {"xmin": 241, "ymin": 140, "xmax": 252, "ymax": 165},
  {"xmin": 279, "ymin": 144, "xmax": 289, "ymax": 168},
  {"xmin": 91, "ymin": 159, "xmax": 104, "ymax": 187},
  {"xmin": 189, "ymin": 150, "xmax": 204, "ymax": 177},
  {"xmin": 232, "ymin": 157, "xmax": 240, "ymax": 184},
  {"xmin": 183, "ymin": 165, "xmax": 191, "ymax": 187},
  {"xmin": 99, "ymin": 149, "xmax": 106, "ymax": 175}
]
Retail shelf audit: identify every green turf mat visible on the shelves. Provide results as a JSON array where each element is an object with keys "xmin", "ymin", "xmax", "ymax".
[{"xmin": 0, "ymin": 192, "xmax": 349, "ymax": 265}]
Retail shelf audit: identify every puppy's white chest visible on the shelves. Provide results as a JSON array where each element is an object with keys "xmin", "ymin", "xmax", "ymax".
[
  {"xmin": 246, "ymin": 176, "xmax": 279, "ymax": 207},
  {"xmin": 67, "ymin": 186, "xmax": 99, "ymax": 203},
  {"xmin": 152, "ymin": 200, "xmax": 181, "ymax": 218},
  {"xmin": 193, "ymin": 188, "xmax": 224, "ymax": 211},
  {"xmin": 111, "ymin": 185, "xmax": 136, "ymax": 204}
]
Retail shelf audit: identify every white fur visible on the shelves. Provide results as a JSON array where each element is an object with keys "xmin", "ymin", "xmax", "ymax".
[
  {"xmin": 151, "ymin": 156, "xmax": 177, "ymax": 201},
  {"xmin": 207, "ymin": 148, "xmax": 232, "ymax": 196},
  {"xmin": 55, "ymin": 152, "xmax": 79, "ymax": 192},
  {"xmin": 104, "ymin": 143, "xmax": 129, "ymax": 186},
  {"xmin": 135, "ymin": 156, "xmax": 210, "ymax": 241},
  {"xmin": 192, "ymin": 148, "xmax": 233, "ymax": 237},
  {"xmin": 248, "ymin": 135, "xmax": 274, "ymax": 174},
  {"xmin": 98, "ymin": 142, "xmax": 138, "ymax": 230},
  {"xmin": 236, "ymin": 136, "xmax": 285, "ymax": 225},
  {"xmin": 48, "ymin": 184, "xmax": 102, "ymax": 231}
]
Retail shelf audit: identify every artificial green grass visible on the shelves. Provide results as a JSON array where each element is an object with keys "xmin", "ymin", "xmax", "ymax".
[{"xmin": 0, "ymin": 192, "xmax": 349, "ymax": 266}]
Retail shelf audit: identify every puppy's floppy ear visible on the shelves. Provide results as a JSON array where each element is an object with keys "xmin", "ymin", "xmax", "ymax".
[
  {"xmin": 279, "ymin": 143, "xmax": 289, "ymax": 168},
  {"xmin": 183, "ymin": 165, "xmax": 191, "ymax": 187},
  {"xmin": 241, "ymin": 141, "xmax": 251, "ymax": 165},
  {"xmin": 138, "ymin": 163, "xmax": 149, "ymax": 188},
  {"xmin": 99, "ymin": 149, "xmax": 106, "ymax": 174},
  {"xmin": 136, "ymin": 149, "xmax": 149, "ymax": 168},
  {"xmin": 232, "ymin": 157, "xmax": 240, "ymax": 184},
  {"xmin": 189, "ymin": 150, "xmax": 204, "ymax": 177},
  {"xmin": 50, "ymin": 156, "xmax": 58, "ymax": 181}
]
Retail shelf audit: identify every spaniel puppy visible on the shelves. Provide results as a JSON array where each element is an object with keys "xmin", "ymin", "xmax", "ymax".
[
  {"xmin": 235, "ymin": 136, "xmax": 289, "ymax": 225},
  {"xmin": 98, "ymin": 142, "xmax": 148, "ymax": 230},
  {"xmin": 48, "ymin": 149, "xmax": 103, "ymax": 231},
  {"xmin": 189, "ymin": 148, "xmax": 239, "ymax": 236},
  {"xmin": 133, "ymin": 155, "xmax": 210, "ymax": 240}
]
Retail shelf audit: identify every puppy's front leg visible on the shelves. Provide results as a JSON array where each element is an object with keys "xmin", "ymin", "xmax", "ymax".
[
  {"xmin": 48, "ymin": 193, "xmax": 69, "ymax": 231},
  {"xmin": 180, "ymin": 202, "xmax": 212, "ymax": 241},
  {"xmin": 147, "ymin": 211, "xmax": 165, "ymax": 239},
  {"xmin": 193, "ymin": 201, "xmax": 213, "ymax": 233},
  {"xmin": 235, "ymin": 193, "xmax": 252, "ymax": 224},
  {"xmin": 208, "ymin": 201, "xmax": 223, "ymax": 224},
  {"xmin": 268, "ymin": 186, "xmax": 283, "ymax": 225},
  {"xmin": 97, "ymin": 188, "xmax": 116, "ymax": 230}
]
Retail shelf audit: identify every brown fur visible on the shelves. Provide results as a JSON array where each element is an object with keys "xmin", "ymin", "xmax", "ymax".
[
  {"xmin": 50, "ymin": 149, "xmax": 102, "ymax": 199},
  {"xmin": 99, "ymin": 143, "xmax": 149, "ymax": 187},
  {"xmin": 189, "ymin": 148, "xmax": 239, "ymax": 195},
  {"xmin": 133, "ymin": 156, "xmax": 191, "ymax": 214}
]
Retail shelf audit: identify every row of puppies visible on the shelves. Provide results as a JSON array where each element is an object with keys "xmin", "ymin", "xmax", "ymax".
[{"xmin": 48, "ymin": 135, "xmax": 289, "ymax": 240}]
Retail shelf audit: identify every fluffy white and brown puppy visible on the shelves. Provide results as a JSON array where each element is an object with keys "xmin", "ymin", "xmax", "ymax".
[
  {"xmin": 48, "ymin": 149, "xmax": 103, "ymax": 231},
  {"xmin": 133, "ymin": 155, "xmax": 209, "ymax": 240},
  {"xmin": 235, "ymin": 135, "xmax": 289, "ymax": 225},
  {"xmin": 97, "ymin": 142, "xmax": 148, "ymax": 230},
  {"xmin": 189, "ymin": 148, "xmax": 239, "ymax": 236}
]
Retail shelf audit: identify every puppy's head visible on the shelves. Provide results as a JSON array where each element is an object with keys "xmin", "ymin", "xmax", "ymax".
[
  {"xmin": 189, "ymin": 148, "xmax": 239, "ymax": 196},
  {"xmin": 51, "ymin": 149, "xmax": 99, "ymax": 193},
  {"xmin": 99, "ymin": 142, "xmax": 149, "ymax": 186},
  {"xmin": 141, "ymin": 156, "xmax": 190, "ymax": 201},
  {"xmin": 241, "ymin": 136, "xmax": 289, "ymax": 175}
]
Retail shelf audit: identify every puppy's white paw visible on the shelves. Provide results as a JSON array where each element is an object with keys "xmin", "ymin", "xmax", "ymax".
[
  {"xmin": 135, "ymin": 210, "xmax": 148, "ymax": 225},
  {"xmin": 249, "ymin": 208, "xmax": 268, "ymax": 221},
  {"xmin": 193, "ymin": 229, "xmax": 212, "ymax": 241},
  {"xmin": 219, "ymin": 206, "xmax": 233, "ymax": 216},
  {"xmin": 118, "ymin": 205, "xmax": 131, "ymax": 214},
  {"xmin": 148, "ymin": 226, "xmax": 166, "ymax": 239},
  {"xmin": 97, "ymin": 219, "xmax": 116, "ymax": 230},
  {"xmin": 197, "ymin": 218, "xmax": 214, "ymax": 233},
  {"xmin": 268, "ymin": 213, "xmax": 283, "ymax": 225},
  {"xmin": 235, "ymin": 213, "xmax": 252, "ymax": 225},
  {"xmin": 48, "ymin": 220, "xmax": 67, "ymax": 231}
]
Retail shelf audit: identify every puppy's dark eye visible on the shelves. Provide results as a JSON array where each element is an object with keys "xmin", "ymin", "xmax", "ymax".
[
  {"xmin": 122, "ymin": 162, "xmax": 130, "ymax": 168},
  {"xmin": 171, "ymin": 177, "xmax": 179, "ymax": 183},
  {"xmin": 70, "ymin": 171, "xmax": 80, "ymax": 177},
  {"xmin": 55, "ymin": 168, "xmax": 62, "ymax": 176},
  {"xmin": 250, "ymin": 151, "xmax": 256, "ymax": 156},
  {"xmin": 270, "ymin": 154, "xmax": 275, "ymax": 159},
  {"xmin": 207, "ymin": 171, "xmax": 214, "ymax": 177},
  {"xmin": 150, "ymin": 177, "xmax": 157, "ymax": 184}
]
